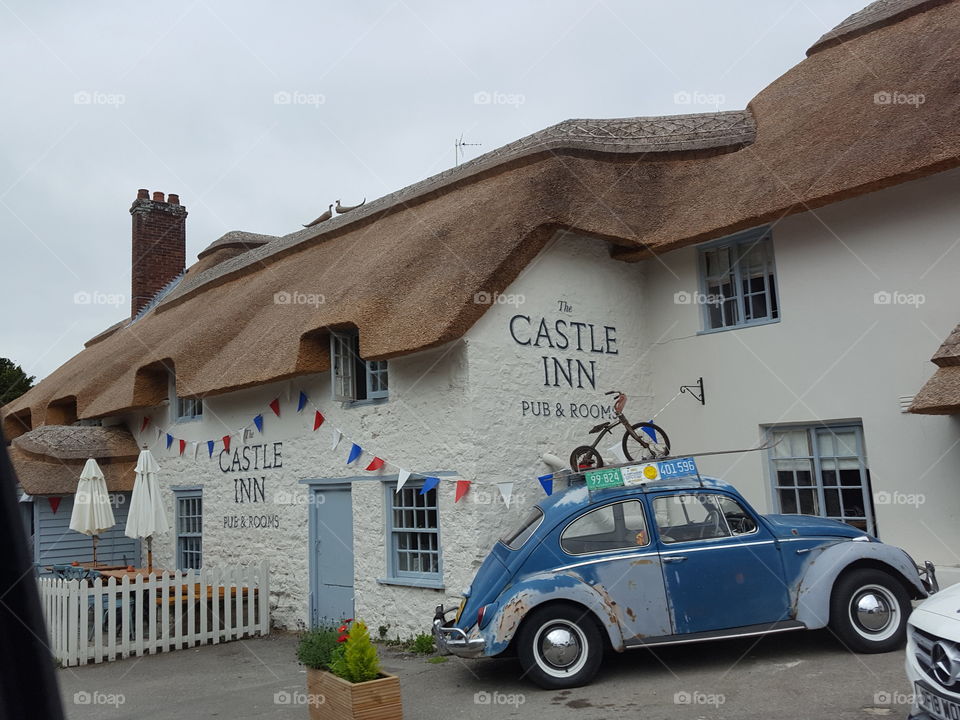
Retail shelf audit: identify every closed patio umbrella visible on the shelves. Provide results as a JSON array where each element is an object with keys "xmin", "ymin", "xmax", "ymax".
[
  {"xmin": 69, "ymin": 459, "xmax": 116, "ymax": 566},
  {"xmin": 124, "ymin": 448, "xmax": 168, "ymax": 572}
]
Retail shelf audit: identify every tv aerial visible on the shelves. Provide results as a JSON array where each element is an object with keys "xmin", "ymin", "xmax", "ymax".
[{"xmin": 455, "ymin": 134, "xmax": 482, "ymax": 167}]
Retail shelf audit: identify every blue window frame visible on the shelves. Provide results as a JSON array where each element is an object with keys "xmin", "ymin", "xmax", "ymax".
[
  {"xmin": 383, "ymin": 481, "xmax": 442, "ymax": 587},
  {"xmin": 698, "ymin": 227, "xmax": 779, "ymax": 331},
  {"xmin": 169, "ymin": 372, "xmax": 202, "ymax": 421},
  {"xmin": 174, "ymin": 488, "xmax": 203, "ymax": 570},
  {"xmin": 331, "ymin": 331, "xmax": 388, "ymax": 403},
  {"xmin": 765, "ymin": 424, "xmax": 875, "ymax": 536}
]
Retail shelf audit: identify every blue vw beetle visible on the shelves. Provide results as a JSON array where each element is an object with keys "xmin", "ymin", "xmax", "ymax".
[{"xmin": 432, "ymin": 458, "xmax": 938, "ymax": 689}]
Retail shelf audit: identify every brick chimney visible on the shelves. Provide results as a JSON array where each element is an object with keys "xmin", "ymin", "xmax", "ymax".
[{"xmin": 130, "ymin": 189, "xmax": 187, "ymax": 317}]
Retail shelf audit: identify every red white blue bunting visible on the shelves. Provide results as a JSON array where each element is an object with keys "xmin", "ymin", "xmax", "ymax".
[{"xmin": 137, "ymin": 387, "xmax": 563, "ymax": 502}]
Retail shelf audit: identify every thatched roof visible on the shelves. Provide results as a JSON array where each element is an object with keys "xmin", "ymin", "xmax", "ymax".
[
  {"xmin": 197, "ymin": 230, "xmax": 276, "ymax": 259},
  {"xmin": 9, "ymin": 447, "xmax": 135, "ymax": 496},
  {"xmin": 6, "ymin": 0, "xmax": 960, "ymax": 425},
  {"xmin": 807, "ymin": 0, "xmax": 952, "ymax": 55},
  {"xmin": 12, "ymin": 425, "xmax": 139, "ymax": 461},
  {"xmin": 909, "ymin": 324, "xmax": 960, "ymax": 414}
]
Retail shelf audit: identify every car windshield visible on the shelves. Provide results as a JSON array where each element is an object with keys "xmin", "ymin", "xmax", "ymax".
[{"xmin": 500, "ymin": 507, "xmax": 544, "ymax": 550}]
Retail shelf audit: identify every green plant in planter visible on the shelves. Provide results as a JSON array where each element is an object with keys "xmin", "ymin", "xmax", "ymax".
[
  {"xmin": 329, "ymin": 620, "xmax": 381, "ymax": 683},
  {"xmin": 296, "ymin": 625, "xmax": 341, "ymax": 670}
]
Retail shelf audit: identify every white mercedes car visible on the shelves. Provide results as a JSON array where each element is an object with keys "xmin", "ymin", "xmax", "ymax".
[{"xmin": 907, "ymin": 578, "xmax": 960, "ymax": 720}]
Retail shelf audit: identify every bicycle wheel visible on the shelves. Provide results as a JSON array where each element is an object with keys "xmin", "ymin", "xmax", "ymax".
[
  {"xmin": 569, "ymin": 446, "xmax": 603, "ymax": 472},
  {"xmin": 621, "ymin": 423, "xmax": 670, "ymax": 462}
]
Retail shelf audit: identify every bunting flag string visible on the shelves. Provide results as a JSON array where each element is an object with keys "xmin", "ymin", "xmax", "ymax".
[{"xmin": 141, "ymin": 382, "xmax": 566, "ymax": 503}]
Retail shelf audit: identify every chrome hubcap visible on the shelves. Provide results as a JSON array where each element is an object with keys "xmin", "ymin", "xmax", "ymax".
[
  {"xmin": 540, "ymin": 626, "xmax": 581, "ymax": 668},
  {"xmin": 851, "ymin": 586, "xmax": 895, "ymax": 635}
]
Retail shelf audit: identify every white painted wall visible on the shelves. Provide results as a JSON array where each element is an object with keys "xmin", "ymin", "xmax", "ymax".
[
  {"xmin": 129, "ymin": 342, "xmax": 472, "ymax": 634},
  {"xmin": 643, "ymin": 167, "xmax": 960, "ymax": 586}
]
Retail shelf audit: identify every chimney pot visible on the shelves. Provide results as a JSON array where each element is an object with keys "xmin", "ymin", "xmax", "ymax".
[{"xmin": 130, "ymin": 190, "xmax": 188, "ymax": 317}]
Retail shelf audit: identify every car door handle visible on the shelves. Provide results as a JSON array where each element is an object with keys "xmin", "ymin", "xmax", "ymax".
[
  {"xmin": 796, "ymin": 548, "xmax": 811, "ymax": 555},
  {"xmin": 663, "ymin": 556, "xmax": 687, "ymax": 564}
]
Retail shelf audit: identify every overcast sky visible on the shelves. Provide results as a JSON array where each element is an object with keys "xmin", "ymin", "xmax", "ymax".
[{"xmin": 0, "ymin": 0, "xmax": 866, "ymax": 382}]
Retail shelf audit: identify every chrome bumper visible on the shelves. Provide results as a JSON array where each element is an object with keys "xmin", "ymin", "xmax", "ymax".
[
  {"xmin": 432, "ymin": 605, "xmax": 486, "ymax": 659},
  {"xmin": 920, "ymin": 561, "xmax": 939, "ymax": 595}
]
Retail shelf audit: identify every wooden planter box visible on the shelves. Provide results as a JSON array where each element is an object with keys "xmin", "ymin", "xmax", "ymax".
[{"xmin": 307, "ymin": 667, "xmax": 402, "ymax": 720}]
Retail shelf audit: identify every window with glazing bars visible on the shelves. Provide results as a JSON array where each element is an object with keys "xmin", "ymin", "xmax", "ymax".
[
  {"xmin": 387, "ymin": 484, "xmax": 440, "ymax": 579},
  {"xmin": 767, "ymin": 425, "xmax": 875, "ymax": 535},
  {"xmin": 330, "ymin": 330, "xmax": 388, "ymax": 402},
  {"xmin": 176, "ymin": 397, "xmax": 203, "ymax": 420},
  {"xmin": 175, "ymin": 490, "xmax": 203, "ymax": 570},
  {"xmin": 699, "ymin": 228, "xmax": 779, "ymax": 330},
  {"xmin": 169, "ymin": 371, "xmax": 202, "ymax": 420}
]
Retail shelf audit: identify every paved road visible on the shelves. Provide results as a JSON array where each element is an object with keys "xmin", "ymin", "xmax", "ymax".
[{"xmin": 58, "ymin": 630, "xmax": 915, "ymax": 719}]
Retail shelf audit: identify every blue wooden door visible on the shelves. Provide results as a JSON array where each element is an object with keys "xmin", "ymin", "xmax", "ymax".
[
  {"xmin": 310, "ymin": 486, "xmax": 354, "ymax": 626},
  {"xmin": 652, "ymin": 491, "xmax": 790, "ymax": 634}
]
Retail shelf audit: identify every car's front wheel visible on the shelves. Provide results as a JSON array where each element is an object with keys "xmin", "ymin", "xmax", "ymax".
[
  {"xmin": 829, "ymin": 568, "xmax": 912, "ymax": 653},
  {"xmin": 517, "ymin": 604, "xmax": 603, "ymax": 689}
]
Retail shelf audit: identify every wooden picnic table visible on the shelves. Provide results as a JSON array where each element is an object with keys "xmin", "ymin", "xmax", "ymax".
[
  {"xmin": 76, "ymin": 562, "xmax": 128, "ymax": 571},
  {"xmin": 97, "ymin": 567, "xmax": 170, "ymax": 581},
  {"xmin": 95, "ymin": 569, "xmax": 256, "ymax": 605}
]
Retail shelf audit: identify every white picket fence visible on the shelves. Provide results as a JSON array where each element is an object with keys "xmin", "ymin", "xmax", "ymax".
[{"xmin": 38, "ymin": 562, "xmax": 270, "ymax": 667}]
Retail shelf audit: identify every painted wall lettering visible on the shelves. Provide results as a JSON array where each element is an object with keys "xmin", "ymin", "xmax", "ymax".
[
  {"xmin": 509, "ymin": 299, "xmax": 622, "ymax": 418},
  {"xmin": 509, "ymin": 301, "xmax": 618, "ymax": 399},
  {"xmin": 508, "ymin": 315, "xmax": 618, "ymax": 356},
  {"xmin": 217, "ymin": 442, "xmax": 284, "ymax": 529},
  {"xmin": 234, "ymin": 477, "xmax": 266, "ymax": 503},
  {"xmin": 218, "ymin": 442, "xmax": 283, "ymax": 473},
  {"xmin": 520, "ymin": 401, "xmax": 614, "ymax": 419},
  {"xmin": 223, "ymin": 514, "xmax": 280, "ymax": 529},
  {"xmin": 541, "ymin": 356, "xmax": 596, "ymax": 389}
]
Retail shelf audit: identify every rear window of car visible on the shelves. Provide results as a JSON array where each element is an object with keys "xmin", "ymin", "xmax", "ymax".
[
  {"xmin": 500, "ymin": 507, "xmax": 544, "ymax": 550},
  {"xmin": 560, "ymin": 500, "xmax": 650, "ymax": 556}
]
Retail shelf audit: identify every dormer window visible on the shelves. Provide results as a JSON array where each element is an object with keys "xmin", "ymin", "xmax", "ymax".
[
  {"xmin": 169, "ymin": 372, "xmax": 203, "ymax": 421},
  {"xmin": 330, "ymin": 330, "xmax": 388, "ymax": 403}
]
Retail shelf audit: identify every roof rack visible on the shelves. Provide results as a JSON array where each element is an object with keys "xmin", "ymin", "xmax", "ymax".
[{"xmin": 570, "ymin": 439, "xmax": 779, "ymax": 499}]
